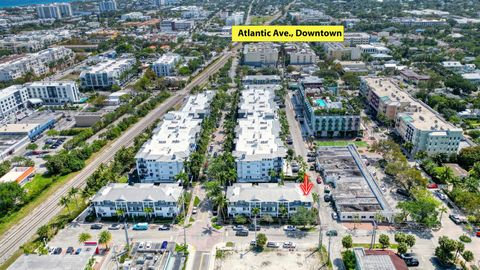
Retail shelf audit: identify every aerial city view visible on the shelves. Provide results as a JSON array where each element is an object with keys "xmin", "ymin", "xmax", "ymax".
[{"xmin": 0, "ymin": 0, "xmax": 479, "ymax": 269}]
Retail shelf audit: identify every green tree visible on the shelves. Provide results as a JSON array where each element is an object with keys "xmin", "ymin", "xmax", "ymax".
[
  {"xmin": 278, "ymin": 205, "xmax": 288, "ymax": 225},
  {"xmin": 37, "ymin": 225, "xmax": 54, "ymax": 240},
  {"xmin": 462, "ymin": 250, "xmax": 474, "ymax": 262},
  {"xmin": 234, "ymin": 215, "xmax": 247, "ymax": 224},
  {"xmin": 175, "ymin": 172, "xmax": 189, "ymax": 187},
  {"xmin": 405, "ymin": 234, "xmax": 416, "ymax": 250},
  {"xmin": 115, "ymin": 208, "xmax": 125, "ymax": 222},
  {"xmin": 98, "ymin": 230, "xmax": 112, "ymax": 250},
  {"xmin": 144, "ymin": 207, "xmax": 153, "ymax": 221},
  {"xmin": 26, "ymin": 143, "xmax": 38, "ymax": 150},
  {"xmin": 378, "ymin": 234, "xmax": 390, "ymax": 249},
  {"xmin": 342, "ymin": 235, "xmax": 353, "ymax": 249},
  {"xmin": 394, "ymin": 232, "xmax": 406, "ymax": 244},
  {"xmin": 0, "ymin": 182, "xmax": 25, "ymax": 217},
  {"xmin": 396, "ymin": 168, "xmax": 427, "ymax": 192},
  {"xmin": 290, "ymin": 206, "xmax": 316, "ymax": 228},
  {"xmin": 46, "ymin": 129, "xmax": 59, "ymax": 137},
  {"xmin": 59, "ymin": 195, "xmax": 71, "ymax": 214},
  {"xmin": 68, "ymin": 187, "xmax": 79, "ymax": 209},
  {"xmin": 256, "ymin": 233, "xmax": 267, "ymax": 249},
  {"xmin": 397, "ymin": 189, "xmax": 441, "ymax": 228},
  {"xmin": 435, "ymin": 236, "xmax": 460, "ymax": 265},
  {"xmin": 397, "ymin": 242, "xmax": 408, "ymax": 255},
  {"xmin": 78, "ymin": 232, "xmax": 91, "ymax": 244}
]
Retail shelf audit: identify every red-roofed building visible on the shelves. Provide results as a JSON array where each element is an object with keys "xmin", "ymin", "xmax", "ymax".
[{"xmin": 354, "ymin": 248, "xmax": 408, "ymax": 270}]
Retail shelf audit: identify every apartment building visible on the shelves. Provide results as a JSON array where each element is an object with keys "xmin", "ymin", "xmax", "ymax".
[
  {"xmin": 344, "ymin": 32, "xmax": 371, "ymax": 46},
  {"xmin": 297, "ymin": 80, "xmax": 361, "ymax": 137},
  {"xmin": 360, "ymin": 77, "xmax": 463, "ymax": 155},
  {"xmin": 121, "ymin": 12, "xmax": 151, "ymax": 21},
  {"xmin": 79, "ymin": 58, "xmax": 136, "ymax": 89},
  {"xmin": 317, "ymin": 145, "xmax": 393, "ymax": 222},
  {"xmin": 176, "ymin": 6, "xmax": 207, "ymax": 19},
  {"xmin": 160, "ymin": 19, "xmax": 194, "ymax": 31},
  {"xmin": 0, "ymin": 29, "xmax": 71, "ymax": 53},
  {"xmin": 24, "ymin": 81, "xmax": 80, "ymax": 104},
  {"xmin": 323, "ymin": 43, "xmax": 360, "ymax": 60},
  {"xmin": 225, "ymin": 12, "xmax": 244, "ymax": 26},
  {"xmin": 242, "ymin": 75, "xmax": 281, "ymax": 85},
  {"xmin": 243, "ymin": 43, "xmax": 279, "ymax": 67},
  {"xmin": 0, "ymin": 47, "xmax": 74, "ymax": 82},
  {"xmin": 135, "ymin": 91, "xmax": 214, "ymax": 183},
  {"xmin": 0, "ymin": 85, "xmax": 29, "ymax": 119},
  {"xmin": 155, "ymin": 0, "xmax": 178, "ymax": 6},
  {"xmin": 233, "ymin": 85, "xmax": 287, "ymax": 182},
  {"xmin": 92, "ymin": 183, "xmax": 182, "ymax": 218},
  {"xmin": 288, "ymin": 8, "xmax": 331, "ymax": 24},
  {"xmin": 226, "ymin": 183, "xmax": 313, "ymax": 218},
  {"xmin": 285, "ymin": 43, "xmax": 316, "ymax": 65},
  {"xmin": 395, "ymin": 18, "xmax": 448, "ymax": 27},
  {"xmin": 356, "ymin": 44, "xmax": 391, "ymax": 55},
  {"xmin": 36, "ymin": 3, "xmax": 72, "ymax": 19},
  {"xmin": 152, "ymin": 53, "xmax": 181, "ymax": 77},
  {"xmin": 99, "ymin": 0, "xmax": 117, "ymax": 12},
  {"xmin": 400, "ymin": 69, "xmax": 431, "ymax": 85}
]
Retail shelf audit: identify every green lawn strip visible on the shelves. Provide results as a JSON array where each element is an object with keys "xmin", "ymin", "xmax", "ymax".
[{"xmin": 315, "ymin": 140, "xmax": 368, "ymax": 148}]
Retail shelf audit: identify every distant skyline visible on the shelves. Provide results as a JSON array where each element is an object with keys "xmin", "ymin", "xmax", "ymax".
[{"xmin": 0, "ymin": 0, "xmax": 74, "ymax": 8}]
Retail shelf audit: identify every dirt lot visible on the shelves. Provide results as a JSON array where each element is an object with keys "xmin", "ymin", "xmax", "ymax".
[{"xmin": 214, "ymin": 250, "xmax": 323, "ymax": 270}]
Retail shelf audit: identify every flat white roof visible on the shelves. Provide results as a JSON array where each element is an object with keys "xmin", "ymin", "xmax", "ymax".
[{"xmin": 0, "ymin": 123, "xmax": 40, "ymax": 134}]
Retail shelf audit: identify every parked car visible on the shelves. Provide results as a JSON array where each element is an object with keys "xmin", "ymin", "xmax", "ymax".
[
  {"xmin": 307, "ymin": 157, "xmax": 316, "ymax": 162},
  {"xmin": 146, "ymin": 242, "xmax": 152, "ymax": 249},
  {"xmin": 235, "ymin": 230, "xmax": 249, "ymax": 236},
  {"xmin": 233, "ymin": 225, "xmax": 245, "ymax": 231},
  {"xmin": 49, "ymin": 247, "xmax": 57, "ymax": 254},
  {"xmin": 427, "ymin": 183, "xmax": 438, "ymax": 189},
  {"xmin": 248, "ymin": 224, "xmax": 261, "ymax": 231},
  {"xmin": 331, "ymin": 212, "xmax": 338, "ymax": 220},
  {"xmin": 283, "ymin": 225, "xmax": 297, "ymax": 231},
  {"xmin": 250, "ymin": 240, "xmax": 257, "ymax": 246},
  {"xmin": 283, "ymin": 241, "xmax": 296, "ymax": 248},
  {"xmin": 399, "ymin": 253, "xmax": 417, "ymax": 260},
  {"xmin": 307, "ymin": 152, "xmax": 316, "ymax": 157},
  {"xmin": 90, "ymin": 224, "xmax": 103, "ymax": 230},
  {"xmin": 449, "ymin": 214, "xmax": 467, "ymax": 225},
  {"xmin": 66, "ymin": 247, "xmax": 74, "ymax": 254},
  {"xmin": 53, "ymin": 247, "xmax": 62, "ymax": 255},
  {"xmin": 159, "ymin": 224, "xmax": 171, "ymax": 231},
  {"xmin": 138, "ymin": 242, "xmax": 145, "ymax": 249},
  {"xmin": 267, "ymin": 241, "xmax": 280, "ymax": 248},
  {"xmin": 160, "ymin": 241, "xmax": 168, "ymax": 253},
  {"xmin": 192, "ymin": 207, "xmax": 198, "ymax": 214},
  {"xmin": 326, "ymin": 230, "xmax": 338, "ymax": 236},
  {"xmin": 476, "ymin": 229, "xmax": 480, "ymax": 237},
  {"xmin": 396, "ymin": 189, "xmax": 410, "ymax": 197},
  {"xmin": 133, "ymin": 223, "xmax": 149, "ymax": 230},
  {"xmin": 324, "ymin": 194, "xmax": 332, "ymax": 202},
  {"xmin": 435, "ymin": 191, "xmax": 447, "ymax": 200},
  {"xmin": 108, "ymin": 224, "xmax": 121, "ymax": 230},
  {"xmin": 74, "ymin": 248, "xmax": 82, "ymax": 255},
  {"xmin": 404, "ymin": 258, "xmax": 419, "ymax": 267},
  {"xmin": 316, "ymin": 177, "xmax": 322, "ymax": 184}
]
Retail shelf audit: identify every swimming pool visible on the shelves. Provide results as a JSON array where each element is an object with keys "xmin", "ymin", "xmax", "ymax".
[{"xmin": 315, "ymin": 99, "xmax": 327, "ymax": 107}]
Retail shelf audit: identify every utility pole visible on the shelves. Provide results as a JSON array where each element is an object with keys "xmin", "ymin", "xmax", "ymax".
[
  {"xmin": 123, "ymin": 214, "xmax": 130, "ymax": 248},
  {"xmin": 327, "ymin": 234, "xmax": 332, "ymax": 263}
]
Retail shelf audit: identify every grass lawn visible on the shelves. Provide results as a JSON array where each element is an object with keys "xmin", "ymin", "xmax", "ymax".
[
  {"xmin": 251, "ymin": 16, "xmax": 274, "ymax": 25},
  {"xmin": 315, "ymin": 140, "xmax": 369, "ymax": 148}
]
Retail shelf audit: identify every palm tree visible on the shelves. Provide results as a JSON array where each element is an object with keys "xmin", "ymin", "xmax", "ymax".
[
  {"xmin": 116, "ymin": 209, "xmax": 125, "ymax": 222},
  {"xmin": 175, "ymin": 172, "xmax": 189, "ymax": 188},
  {"xmin": 59, "ymin": 196, "xmax": 71, "ymax": 214},
  {"xmin": 213, "ymin": 195, "xmax": 228, "ymax": 222},
  {"xmin": 144, "ymin": 207, "xmax": 154, "ymax": 221},
  {"xmin": 78, "ymin": 232, "xmax": 91, "ymax": 244},
  {"xmin": 68, "ymin": 187, "xmax": 79, "ymax": 209},
  {"xmin": 252, "ymin": 207, "xmax": 260, "ymax": 247},
  {"xmin": 278, "ymin": 205, "xmax": 288, "ymax": 225},
  {"xmin": 438, "ymin": 206, "xmax": 447, "ymax": 225},
  {"xmin": 98, "ymin": 230, "xmax": 112, "ymax": 250}
]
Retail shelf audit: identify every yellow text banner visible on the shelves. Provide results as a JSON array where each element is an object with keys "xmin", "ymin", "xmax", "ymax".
[{"xmin": 232, "ymin": 25, "xmax": 344, "ymax": 42}]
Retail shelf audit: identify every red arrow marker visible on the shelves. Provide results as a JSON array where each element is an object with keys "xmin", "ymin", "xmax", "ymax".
[{"xmin": 300, "ymin": 173, "xmax": 314, "ymax": 196}]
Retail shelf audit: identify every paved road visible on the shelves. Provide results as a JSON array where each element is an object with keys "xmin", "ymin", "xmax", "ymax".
[
  {"xmin": 0, "ymin": 50, "xmax": 234, "ymax": 265},
  {"xmin": 285, "ymin": 92, "xmax": 308, "ymax": 159}
]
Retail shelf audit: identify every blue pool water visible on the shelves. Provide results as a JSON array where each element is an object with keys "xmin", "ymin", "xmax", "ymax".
[{"xmin": 315, "ymin": 99, "xmax": 327, "ymax": 107}]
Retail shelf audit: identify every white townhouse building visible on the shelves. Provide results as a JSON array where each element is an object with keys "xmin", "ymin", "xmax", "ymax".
[
  {"xmin": 152, "ymin": 53, "xmax": 181, "ymax": 77},
  {"xmin": 92, "ymin": 183, "xmax": 183, "ymax": 218},
  {"xmin": 0, "ymin": 47, "xmax": 74, "ymax": 82},
  {"xmin": 233, "ymin": 85, "xmax": 287, "ymax": 182},
  {"xmin": 79, "ymin": 58, "xmax": 136, "ymax": 89},
  {"xmin": 243, "ymin": 43, "xmax": 279, "ymax": 67},
  {"xmin": 0, "ymin": 85, "xmax": 29, "ymax": 119},
  {"xmin": 226, "ymin": 183, "xmax": 313, "ymax": 218},
  {"xmin": 225, "ymin": 12, "xmax": 244, "ymax": 26},
  {"xmin": 135, "ymin": 91, "xmax": 214, "ymax": 183},
  {"xmin": 24, "ymin": 81, "xmax": 80, "ymax": 104},
  {"xmin": 344, "ymin": 32, "xmax": 371, "ymax": 46}
]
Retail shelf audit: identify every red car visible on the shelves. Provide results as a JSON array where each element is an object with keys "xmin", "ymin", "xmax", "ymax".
[
  {"xmin": 316, "ymin": 176, "xmax": 322, "ymax": 184},
  {"xmin": 476, "ymin": 230, "xmax": 480, "ymax": 237},
  {"xmin": 427, "ymin": 183, "xmax": 438, "ymax": 189}
]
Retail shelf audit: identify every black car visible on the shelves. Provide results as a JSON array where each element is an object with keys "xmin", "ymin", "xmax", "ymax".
[
  {"xmin": 404, "ymin": 258, "xmax": 419, "ymax": 267},
  {"xmin": 235, "ymin": 230, "xmax": 249, "ymax": 236},
  {"xmin": 396, "ymin": 189, "xmax": 410, "ymax": 197},
  {"xmin": 53, "ymin": 247, "xmax": 62, "ymax": 255},
  {"xmin": 307, "ymin": 157, "xmax": 316, "ymax": 162},
  {"xmin": 248, "ymin": 224, "xmax": 261, "ymax": 231},
  {"xmin": 324, "ymin": 194, "xmax": 332, "ymax": 202},
  {"xmin": 90, "ymin": 224, "xmax": 103, "ymax": 230},
  {"xmin": 66, "ymin": 247, "xmax": 74, "ymax": 254}
]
